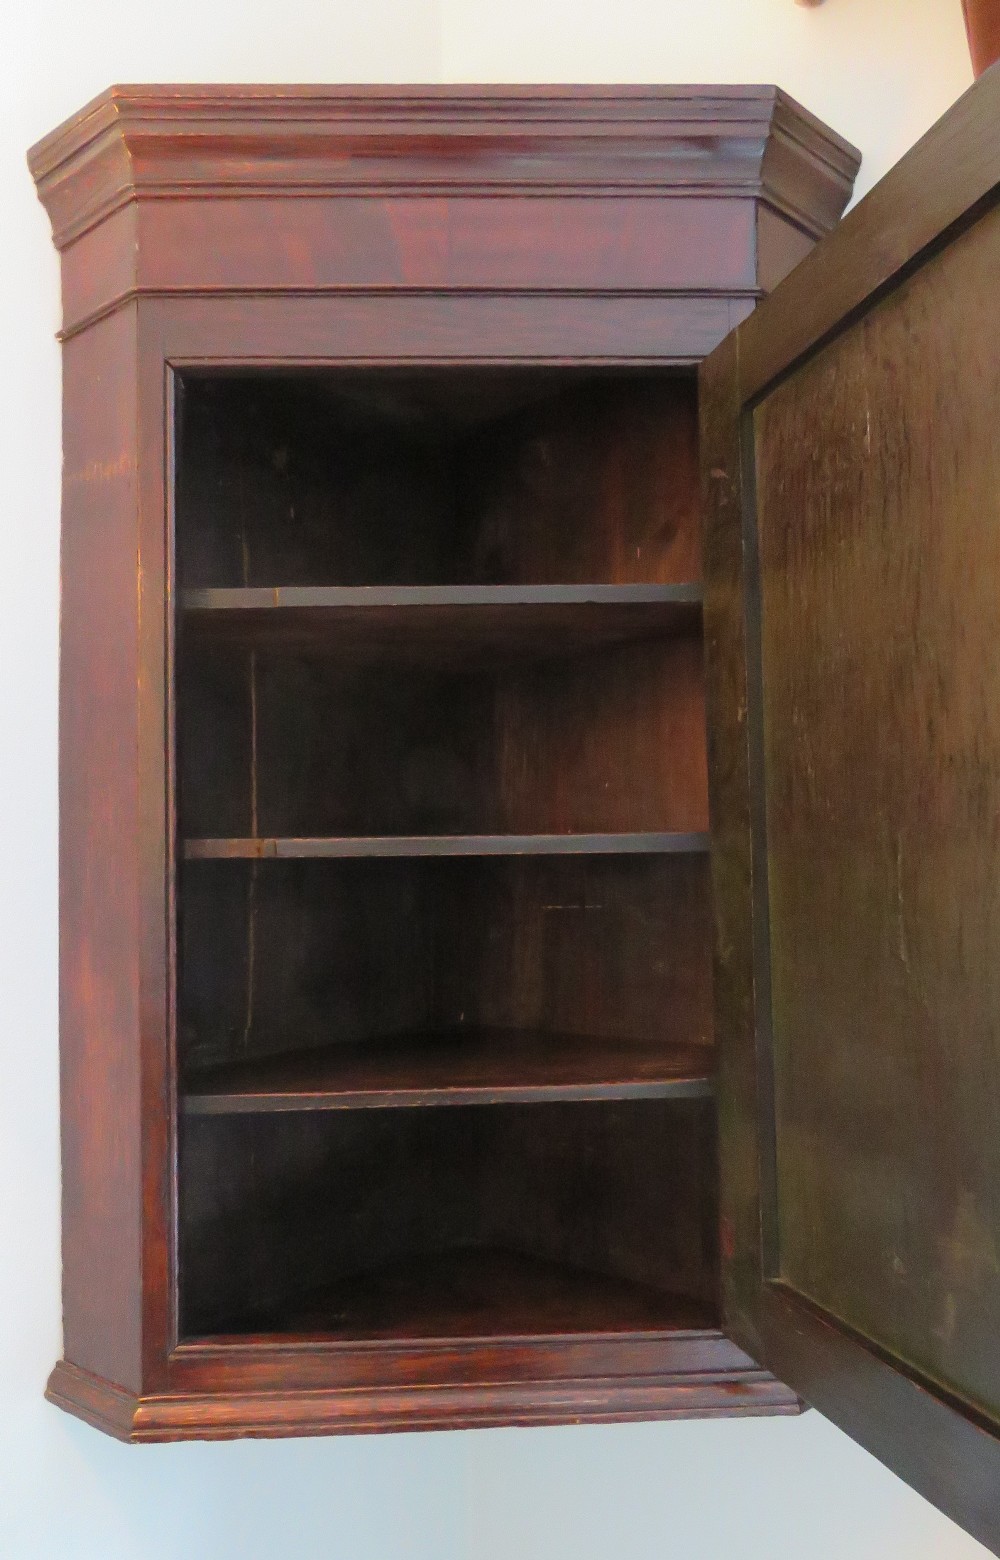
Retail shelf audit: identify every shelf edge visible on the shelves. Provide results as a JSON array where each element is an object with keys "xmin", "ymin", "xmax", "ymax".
[
  {"xmin": 182, "ymin": 832, "xmax": 712, "ymax": 860},
  {"xmin": 182, "ymin": 583, "xmax": 704, "ymax": 610}
]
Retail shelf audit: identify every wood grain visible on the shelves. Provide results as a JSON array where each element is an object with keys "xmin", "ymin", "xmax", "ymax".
[
  {"xmin": 182, "ymin": 586, "xmax": 702, "ymax": 664},
  {"xmin": 701, "ymin": 63, "xmax": 1000, "ymax": 1556},
  {"xmin": 182, "ymin": 1029, "xmax": 715, "ymax": 1112},
  {"xmin": 178, "ymin": 638, "xmax": 709, "ymax": 840},
  {"xmin": 46, "ymin": 1352, "xmax": 801, "ymax": 1442},
  {"xmin": 756, "ymin": 197, "xmax": 1000, "ymax": 1422},
  {"xmin": 177, "ymin": 1100, "xmax": 719, "ymax": 1337},
  {"xmin": 175, "ymin": 373, "xmax": 704, "ymax": 590},
  {"xmin": 219, "ymin": 1251, "xmax": 717, "ymax": 1340},
  {"xmin": 182, "ymin": 834, "xmax": 710, "ymax": 859},
  {"xmin": 28, "ymin": 86, "xmax": 859, "ymax": 345},
  {"xmin": 59, "ymin": 305, "xmax": 144, "ymax": 1392},
  {"xmin": 177, "ymin": 855, "xmax": 714, "ymax": 1074},
  {"xmin": 31, "ymin": 82, "xmax": 854, "ymax": 1441}
]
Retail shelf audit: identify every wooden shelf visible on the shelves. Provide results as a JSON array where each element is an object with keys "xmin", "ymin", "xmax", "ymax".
[
  {"xmin": 180, "ymin": 584, "xmax": 702, "ymax": 664},
  {"xmin": 182, "ymin": 1029, "xmax": 715, "ymax": 1114},
  {"xmin": 193, "ymin": 1249, "xmax": 718, "ymax": 1341},
  {"xmin": 182, "ymin": 832, "xmax": 711, "ymax": 860}
]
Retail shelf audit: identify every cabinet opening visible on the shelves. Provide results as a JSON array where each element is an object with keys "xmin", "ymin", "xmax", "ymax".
[
  {"xmin": 178, "ymin": 1100, "xmax": 719, "ymax": 1339},
  {"xmin": 178, "ymin": 633, "xmax": 708, "ymax": 841},
  {"xmin": 173, "ymin": 363, "xmax": 718, "ymax": 1349},
  {"xmin": 176, "ymin": 368, "xmax": 700, "ymax": 589},
  {"xmin": 178, "ymin": 854, "xmax": 713, "ymax": 1083}
]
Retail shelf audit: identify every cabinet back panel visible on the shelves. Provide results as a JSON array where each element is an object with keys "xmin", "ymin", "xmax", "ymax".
[
  {"xmin": 178, "ymin": 854, "xmax": 713, "ymax": 1071},
  {"xmin": 178, "ymin": 636, "xmax": 708, "ymax": 838},
  {"xmin": 178, "ymin": 1100, "xmax": 718, "ymax": 1337},
  {"xmin": 175, "ymin": 370, "xmax": 699, "ymax": 587}
]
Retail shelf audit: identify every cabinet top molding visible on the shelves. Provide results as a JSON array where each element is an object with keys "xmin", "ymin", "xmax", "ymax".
[{"xmin": 29, "ymin": 83, "xmax": 860, "ymax": 251}]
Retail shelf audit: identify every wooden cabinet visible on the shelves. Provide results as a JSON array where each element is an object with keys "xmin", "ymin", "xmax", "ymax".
[{"xmin": 28, "ymin": 72, "xmax": 1000, "ymax": 1553}]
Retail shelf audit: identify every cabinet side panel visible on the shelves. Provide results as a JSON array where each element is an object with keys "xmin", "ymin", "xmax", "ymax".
[
  {"xmin": 59, "ymin": 306, "xmax": 143, "ymax": 1390},
  {"xmin": 699, "ymin": 332, "xmax": 767, "ymax": 1354}
]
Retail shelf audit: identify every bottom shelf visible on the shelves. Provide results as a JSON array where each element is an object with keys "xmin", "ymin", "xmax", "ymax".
[
  {"xmin": 180, "ymin": 1099, "xmax": 720, "ymax": 1342},
  {"xmin": 192, "ymin": 1249, "xmax": 717, "ymax": 1342}
]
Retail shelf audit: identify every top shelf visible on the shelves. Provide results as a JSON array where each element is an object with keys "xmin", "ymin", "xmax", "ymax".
[{"xmin": 181, "ymin": 584, "xmax": 702, "ymax": 662}]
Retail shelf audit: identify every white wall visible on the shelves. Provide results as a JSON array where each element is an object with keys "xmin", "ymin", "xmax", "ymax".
[{"xmin": 0, "ymin": 3, "xmax": 985, "ymax": 1557}]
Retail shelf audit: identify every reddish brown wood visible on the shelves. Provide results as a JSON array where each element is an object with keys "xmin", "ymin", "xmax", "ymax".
[
  {"xmin": 963, "ymin": 0, "xmax": 1000, "ymax": 74},
  {"xmin": 27, "ymin": 87, "xmax": 859, "ymax": 341},
  {"xmin": 58, "ymin": 305, "xmax": 144, "ymax": 1393},
  {"xmin": 177, "ymin": 1099, "xmax": 718, "ymax": 1336},
  {"xmin": 182, "ymin": 588, "xmax": 703, "ymax": 661},
  {"xmin": 203, "ymin": 1251, "xmax": 716, "ymax": 1339},
  {"xmin": 177, "ymin": 854, "xmax": 714, "ymax": 1080},
  {"xmin": 31, "ymin": 86, "xmax": 858, "ymax": 1443},
  {"xmin": 177, "ymin": 373, "xmax": 705, "ymax": 590},
  {"xmin": 183, "ymin": 1029, "xmax": 715, "ymax": 1112},
  {"xmin": 702, "ymin": 64, "xmax": 1000, "ymax": 1555},
  {"xmin": 182, "ymin": 834, "xmax": 709, "ymax": 858},
  {"xmin": 47, "ymin": 1347, "xmax": 799, "ymax": 1443}
]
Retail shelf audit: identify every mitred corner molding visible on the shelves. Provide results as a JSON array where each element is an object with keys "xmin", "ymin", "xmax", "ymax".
[{"xmin": 29, "ymin": 84, "xmax": 860, "ymax": 250}]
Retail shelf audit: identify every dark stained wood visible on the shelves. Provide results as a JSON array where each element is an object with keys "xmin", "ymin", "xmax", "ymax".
[
  {"xmin": 178, "ymin": 636, "xmax": 708, "ymax": 840},
  {"xmin": 46, "ymin": 1344, "xmax": 800, "ymax": 1442},
  {"xmin": 175, "ymin": 373, "xmax": 704, "ymax": 590},
  {"xmin": 182, "ymin": 833, "xmax": 710, "ymax": 859},
  {"xmin": 161, "ymin": 291, "xmax": 757, "ymax": 370},
  {"xmin": 178, "ymin": 855, "xmax": 714, "ymax": 1075},
  {"xmin": 183, "ymin": 1029, "xmax": 715, "ymax": 1112},
  {"xmin": 733, "ymin": 55, "xmax": 1000, "ymax": 405},
  {"xmin": 185, "ymin": 584, "xmax": 701, "ymax": 607},
  {"xmin": 177, "ymin": 1100, "xmax": 719, "ymax": 1337},
  {"xmin": 455, "ymin": 376, "xmax": 702, "ymax": 587},
  {"xmin": 28, "ymin": 86, "xmax": 859, "ymax": 341},
  {"xmin": 218, "ymin": 1251, "xmax": 717, "ymax": 1340},
  {"xmin": 702, "ymin": 64, "xmax": 1000, "ymax": 1557},
  {"xmin": 182, "ymin": 586, "xmax": 702, "ymax": 662},
  {"xmin": 58, "ymin": 305, "xmax": 144, "ymax": 1393},
  {"xmin": 32, "ymin": 84, "xmax": 853, "ymax": 1443},
  {"xmin": 756, "ymin": 204, "xmax": 1000, "ymax": 1413}
]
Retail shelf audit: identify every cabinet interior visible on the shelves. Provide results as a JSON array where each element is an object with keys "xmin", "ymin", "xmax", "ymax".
[{"xmin": 174, "ymin": 366, "xmax": 718, "ymax": 1343}]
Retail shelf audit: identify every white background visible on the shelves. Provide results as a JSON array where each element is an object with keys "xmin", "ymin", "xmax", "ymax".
[{"xmin": 0, "ymin": 3, "xmax": 989, "ymax": 1557}]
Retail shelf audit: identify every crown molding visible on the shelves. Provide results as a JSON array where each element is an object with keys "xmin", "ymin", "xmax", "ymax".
[{"xmin": 29, "ymin": 84, "xmax": 861, "ymax": 252}]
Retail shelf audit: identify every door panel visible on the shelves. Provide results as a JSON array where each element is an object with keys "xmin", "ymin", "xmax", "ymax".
[
  {"xmin": 702, "ymin": 64, "xmax": 1000, "ymax": 1554},
  {"xmin": 758, "ymin": 204, "xmax": 1000, "ymax": 1420}
]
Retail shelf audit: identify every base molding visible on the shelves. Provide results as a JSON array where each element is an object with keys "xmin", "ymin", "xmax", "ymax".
[{"xmin": 47, "ymin": 1358, "xmax": 801, "ymax": 1443}]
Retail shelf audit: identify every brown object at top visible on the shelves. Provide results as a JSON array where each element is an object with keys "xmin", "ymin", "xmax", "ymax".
[{"xmin": 964, "ymin": 0, "xmax": 1000, "ymax": 74}]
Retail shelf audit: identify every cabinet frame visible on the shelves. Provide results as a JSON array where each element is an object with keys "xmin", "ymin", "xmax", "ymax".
[{"xmin": 31, "ymin": 85, "xmax": 860, "ymax": 1440}]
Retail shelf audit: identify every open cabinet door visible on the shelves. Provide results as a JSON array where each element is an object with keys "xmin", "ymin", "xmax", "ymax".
[{"xmin": 702, "ymin": 65, "xmax": 1000, "ymax": 1554}]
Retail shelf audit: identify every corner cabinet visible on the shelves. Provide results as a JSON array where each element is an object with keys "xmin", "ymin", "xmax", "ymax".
[{"xmin": 28, "ymin": 74, "xmax": 1000, "ymax": 1553}]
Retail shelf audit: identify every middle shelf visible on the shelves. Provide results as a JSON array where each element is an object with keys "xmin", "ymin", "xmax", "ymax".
[
  {"xmin": 182, "ymin": 832, "xmax": 710, "ymax": 859},
  {"xmin": 177, "ymin": 578, "xmax": 714, "ymax": 1111},
  {"xmin": 178, "ymin": 587, "xmax": 709, "ymax": 842},
  {"xmin": 181, "ymin": 583, "xmax": 703, "ymax": 662},
  {"xmin": 183, "ymin": 1028, "xmax": 715, "ymax": 1114},
  {"xmin": 178, "ymin": 852, "xmax": 714, "ymax": 1092}
]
